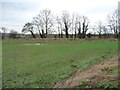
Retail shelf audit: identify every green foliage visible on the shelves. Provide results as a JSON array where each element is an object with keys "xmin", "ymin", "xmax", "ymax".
[
  {"xmin": 2, "ymin": 39, "xmax": 118, "ymax": 88},
  {"xmin": 78, "ymin": 79, "xmax": 119, "ymax": 88},
  {"xmin": 97, "ymin": 81, "xmax": 118, "ymax": 89}
]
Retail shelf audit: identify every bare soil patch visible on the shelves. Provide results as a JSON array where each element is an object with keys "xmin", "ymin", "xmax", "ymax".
[{"xmin": 54, "ymin": 56, "xmax": 118, "ymax": 88}]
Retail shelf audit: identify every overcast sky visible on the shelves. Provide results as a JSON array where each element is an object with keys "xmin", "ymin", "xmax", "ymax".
[{"xmin": 0, "ymin": 0, "xmax": 119, "ymax": 33}]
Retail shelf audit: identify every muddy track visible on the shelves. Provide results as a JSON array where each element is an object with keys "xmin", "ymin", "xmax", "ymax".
[{"xmin": 54, "ymin": 56, "xmax": 118, "ymax": 88}]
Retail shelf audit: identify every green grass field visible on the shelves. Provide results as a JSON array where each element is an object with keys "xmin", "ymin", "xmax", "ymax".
[{"xmin": 2, "ymin": 39, "xmax": 118, "ymax": 88}]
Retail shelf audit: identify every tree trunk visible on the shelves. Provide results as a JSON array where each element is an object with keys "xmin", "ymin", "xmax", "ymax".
[
  {"xmin": 82, "ymin": 22, "xmax": 85, "ymax": 38},
  {"xmin": 30, "ymin": 31, "xmax": 36, "ymax": 38},
  {"xmin": 99, "ymin": 33, "xmax": 101, "ymax": 38},
  {"xmin": 78, "ymin": 22, "xmax": 81, "ymax": 38},
  {"xmin": 37, "ymin": 25, "xmax": 43, "ymax": 38},
  {"xmin": 74, "ymin": 29, "xmax": 76, "ymax": 38},
  {"xmin": 45, "ymin": 24, "xmax": 47, "ymax": 38},
  {"xmin": 42, "ymin": 29, "xmax": 45, "ymax": 38},
  {"xmin": 65, "ymin": 23, "xmax": 69, "ymax": 38},
  {"xmin": 61, "ymin": 31, "xmax": 63, "ymax": 38},
  {"xmin": 39, "ymin": 30, "xmax": 43, "ymax": 38}
]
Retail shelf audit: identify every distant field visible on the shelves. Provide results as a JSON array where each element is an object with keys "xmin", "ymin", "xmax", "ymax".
[{"xmin": 2, "ymin": 39, "xmax": 118, "ymax": 88}]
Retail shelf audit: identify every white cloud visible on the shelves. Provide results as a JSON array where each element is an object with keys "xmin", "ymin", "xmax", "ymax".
[{"xmin": 0, "ymin": 0, "xmax": 119, "ymax": 33}]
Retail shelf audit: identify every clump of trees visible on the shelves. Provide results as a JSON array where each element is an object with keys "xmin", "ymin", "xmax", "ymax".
[
  {"xmin": 22, "ymin": 9, "xmax": 90, "ymax": 39},
  {"xmin": 91, "ymin": 9, "xmax": 119, "ymax": 39},
  {"xmin": 1, "ymin": 8, "xmax": 119, "ymax": 39},
  {"xmin": 0, "ymin": 9, "xmax": 117, "ymax": 39},
  {"xmin": 9, "ymin": 30, "xmax": 18, "ymax": 39},
  {"xmin": 1, "ymin": 9, "xmax": 119, "ymax": 39},
  {"xmin": 0, "ymin": 27, "xmax": 19, "ymax": 39},
  {"xmin": 107, "ymin": 10, "xmax": 119, "ymax": 38},
  {"xmin": 22, "ymin": 9, "xmax": 119, "ymax": 39},
  {"xmin": 32, "ymin": 9, "xmax": 53, "ymax": 38}
]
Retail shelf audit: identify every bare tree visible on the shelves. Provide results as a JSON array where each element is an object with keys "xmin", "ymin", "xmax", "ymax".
[
  {"xmin": 107, "ymin": 10, "xmax": 119, "ymax": 38},
  {"xmin": 74, "ymin": 14, "xmax": 81, "ymax": 38},
  {"xmin": 61, "ymin": 11, "xmax": 71, "ymax": 38},
  {"xmin": 81, "ymin": 16, "xmax": 89, "ymax": 38},
  {"xmin": 96, "ymin": 21, "xmax": 103, "ymax": 38},
  {"xmin": 71, "ymin": 13, "xmax": 81, "ymax": 38},
  {"xmin": 32, "ymin": 16, "xmax": 44, "ymax": 38},
  {"xmin": 70, "ymin": 14, "xmax": 75, "ymax": 38},
  {"xmin": 22, "ymin": 22, "xmax": 36, "ymax": 38},
  {"xmin": 92, "ymin": 25, "xmax": 96, "ymax": 35},
  {"xmin": 9, "ymin": 30, "xmax": 18, "ymax": 39},
  {"xmin": 56, "ymin": 16, "xmax": 62, "ymax": 38},
  {"xmin": 1, "ymin": 27, "xmax": 7, "ymax": 39},
  {"xmin": 93, "ymin": 21, "xmax": 110, "ymax": 38},
  {"xmin": 41, "ymin": 9, "xmax": 53, "ymax": 37},
  {"xmin": 78, "ymin": 21, "xmax": 81, "ymax": 38},
  {"xmin": 56, "ymin": 16, "xmax": 64, "ymax": 38},
  {"xmin": 59, "ymin": 18, "xmax": 64, "ymax": 38},
  {"xmin": 32, "ymin": 9, "xmax": 53, "ymax": 38},
  {"xmin": 102, "ymin": 25, "xmax": 109, "ymax": 38}
]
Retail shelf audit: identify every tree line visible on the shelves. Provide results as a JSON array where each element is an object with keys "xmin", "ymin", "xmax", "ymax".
[
  {"xmin": 1, "ymin": 9, "xmax": 119, "ymax": 39},
  {"xmin": 22, "ymin": 10, "xmax": 92, "ymax": 39}
]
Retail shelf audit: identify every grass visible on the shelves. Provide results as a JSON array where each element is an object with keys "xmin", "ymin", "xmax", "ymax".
[
  {"xmin": 2, "ymin": 39, "xmax": 118, "ymax": 88},
  {"xmin": 96, "ymin": 81, "xmax": 119, "ymax": 89},
  {"xmin": 79, "ymin": 80, "xmax": 119, "ymax": 88}
]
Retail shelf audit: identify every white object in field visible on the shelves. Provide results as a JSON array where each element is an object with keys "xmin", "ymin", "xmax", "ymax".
[{"xmin": 23, "ymin": 43, "xmax": 44, "ymax": 45}]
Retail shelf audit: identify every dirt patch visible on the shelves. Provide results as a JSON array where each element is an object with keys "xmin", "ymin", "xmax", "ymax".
[{"xmin": 54, "ymin": 56, "xmax": 118, "ymax": 88}]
